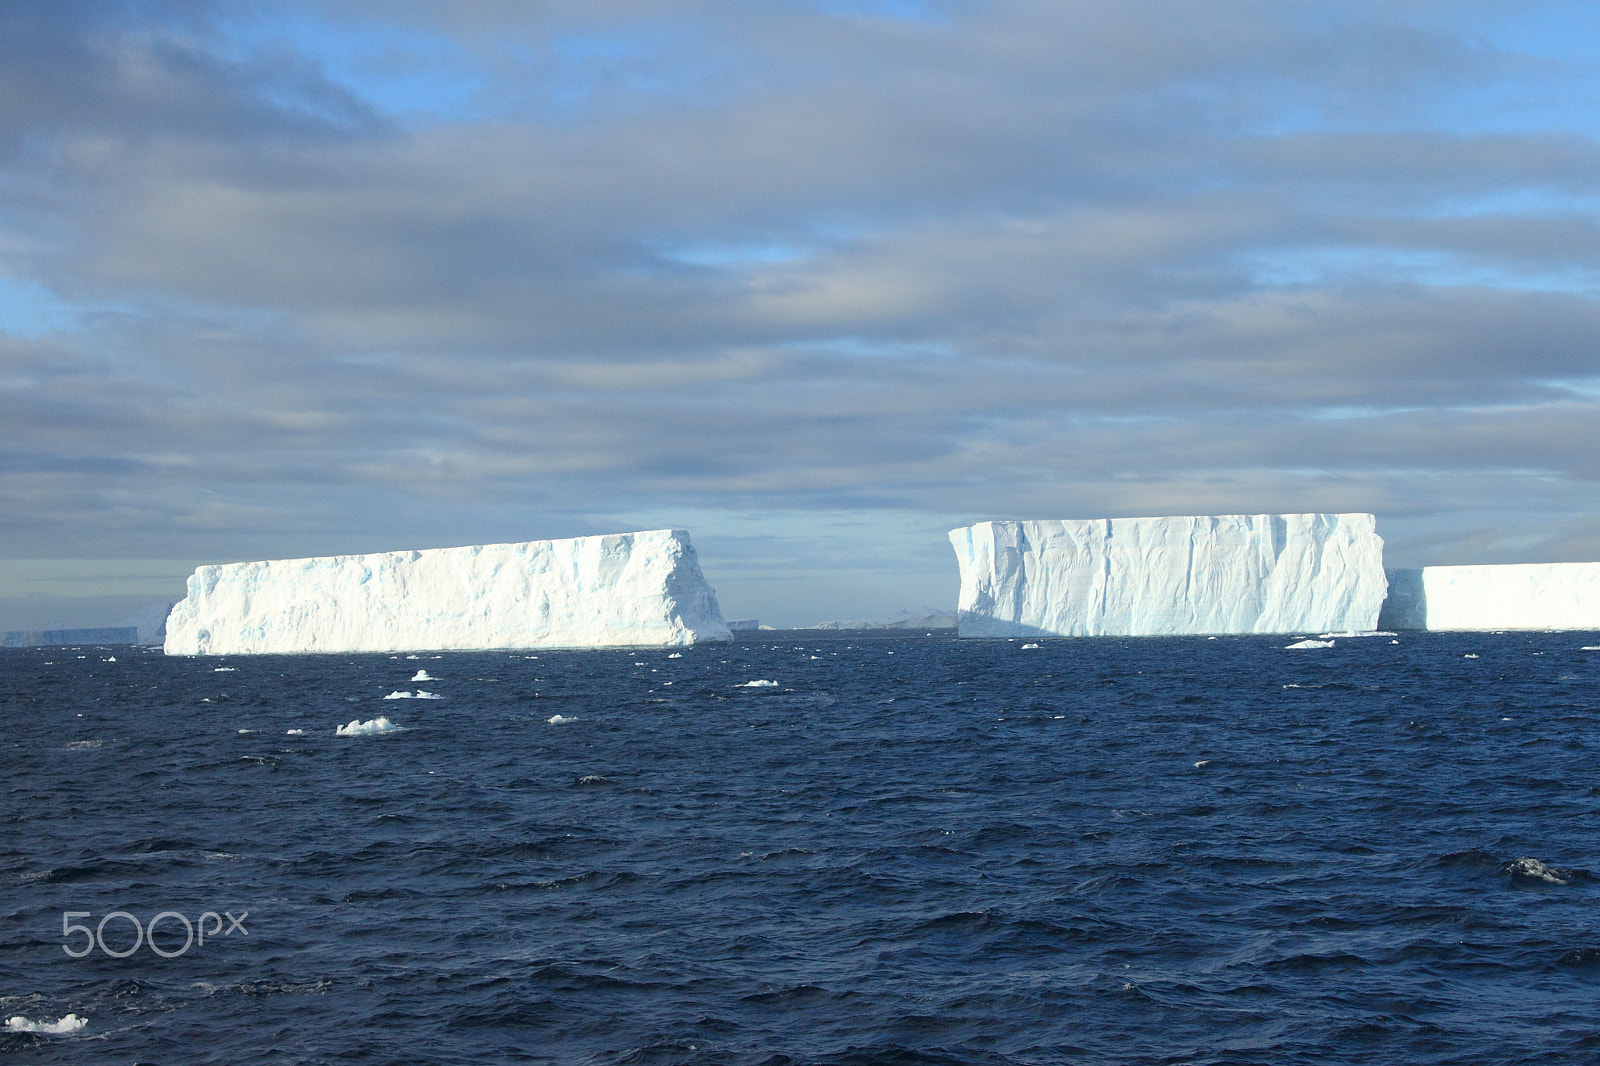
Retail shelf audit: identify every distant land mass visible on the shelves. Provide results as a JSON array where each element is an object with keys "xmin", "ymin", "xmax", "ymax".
[{"xmin": 808, "ymin": 608, "xmax": 958, "ymax": 630}]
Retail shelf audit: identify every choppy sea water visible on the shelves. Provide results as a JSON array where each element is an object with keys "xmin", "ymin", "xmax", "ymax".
[{"xmin": 3, "ymin": 632, "xmax": 1600, "ymax": 1064}]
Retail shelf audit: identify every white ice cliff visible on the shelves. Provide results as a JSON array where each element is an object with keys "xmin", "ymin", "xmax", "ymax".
[
  {"xmin": 1378, "ymin": 563, "xmax": 1600, "ymax": 631},
  {"xmin": 949, "ymin": 514, "xmax": 1388, "ymax": 637},
  {"xmin": 164, "ymin": 529, "xmax": 732, "ymax": 655}
]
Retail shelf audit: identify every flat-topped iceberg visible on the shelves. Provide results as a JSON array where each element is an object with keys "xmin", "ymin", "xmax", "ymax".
[
  {"xmin": 1378, "ymin": 563, "xmax": 1600, "ymax": 631},
  {"xmin": 164, "ymin": 529, "xmax": 731, "ymax": 655},
  {"xmin": 949, "ymin": 514, "xmax": 1387, "ymax": 637}
]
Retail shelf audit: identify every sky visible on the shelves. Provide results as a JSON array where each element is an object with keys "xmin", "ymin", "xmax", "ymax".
[{"xmin": 4, "ymin": 0, "xmax": 1600, "ymax": 629}]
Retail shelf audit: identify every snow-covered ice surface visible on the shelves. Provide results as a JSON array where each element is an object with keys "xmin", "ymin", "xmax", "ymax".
[
  {"xmin": 949, "ymin": 514, "xmax": 1387, "ymax": 637},
  {"xmin": 1379, "ymin": 564, "xmax": 1600, "ymax": 632},
  {"xmin": 164, "ymin": 529, "xmax": 731, "ymax": 655}
]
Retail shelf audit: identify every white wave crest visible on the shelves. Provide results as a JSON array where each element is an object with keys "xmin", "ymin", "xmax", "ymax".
[
  {"xmin": 6, "ymin": 1014, "xmax": 87, "ymax": 1035},
  {"xmin": 336, "ymin": 717, "xmax": 401, "ymax": 736},
  {"xmin": 738, "ymin": 680, "xmax": 779, "ymax": 688}
]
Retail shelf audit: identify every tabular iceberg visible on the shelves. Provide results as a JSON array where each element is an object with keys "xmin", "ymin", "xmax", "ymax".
[
  {"xmin": 949, "ymin": 514, "xmax": 1387, "ymax": 637},
  {"xmin": 1378, "ymin": 564, "xmax": 1600, "ymax": 631},
  {"xmin": 164, "ymin": 529, "xmax": 732, "ymax": 655}
]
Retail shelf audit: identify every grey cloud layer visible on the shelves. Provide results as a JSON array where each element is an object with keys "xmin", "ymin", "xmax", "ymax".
[{"xmin": 2, "ymin": 0, "xmax": 1598, "ymax": 568}]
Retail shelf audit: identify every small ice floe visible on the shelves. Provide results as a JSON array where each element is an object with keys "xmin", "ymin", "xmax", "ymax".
[
  {"xmin": 1506, "ymin": 857, "xmax": 1582, "ymax": 886},
  {"xmin": 104, "ymin": 657, "xmax": 116, "ymax": 662},
  {"xmin": 1021, "ymin": 643, "xmax": 1041, "ymax": 649},
  {"xmin": 336, "ymin": 717, "xmax": 401, "ymax": 736},
  {"xmin": 1285, "ymin": 639, "xmax": 1334, "ymax": 650},
  {"xmin": 6, "ymin": 1014, "xmax": 87, "ymax": 1034},
  {"xmin": 738, "ymin": 680, "xmax": 779, "ymax": 688},
  {"xmin": 668, "ymin": 653, "xmax": 683, "ymax": 659},
  {"xmin": 410, "ymin": 670, "xmax": 434, "ymax": 682},
  {"xmin": 1193, "ymin": 759, "xmax": 1211, "ymax": 769},
  {"xmin": 414, "ymin": 690, "xmax": 442, "ymax": 700},
  {"xmin": 286, "ymin": 729, "xmax": 305, "ymax": 736},
  {"xmin": 237, "ymin": 728, "xmax": 255, "ymax": 734},
  {"xmin": 383, "ymin": 689, "xmax": 441, "ymax": 700},
  {"xmin": 547, "ymin": 714, "xmax": 576, "ymax": 725},
  {"xmin": 1463, "ymin": 653, "xmax": 1479, "ymax": 659},
  {"xmin": 1582, "ymin": 646, "xmax": 1600, "ymax": 652},
  {"xmin": 212, "ymin": 667, "xmax": 236, "ymax": 672}
]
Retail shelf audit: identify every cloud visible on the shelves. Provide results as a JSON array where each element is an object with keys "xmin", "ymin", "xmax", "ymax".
[{"xmin": 2, "ymin": 0, "xmax": 1599, "ymax": 623}]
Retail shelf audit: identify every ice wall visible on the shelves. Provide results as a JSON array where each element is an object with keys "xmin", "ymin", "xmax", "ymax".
[
  {"xmin": 1378, "ymin": 563, "xmax": 1600, "ymax": 631},
  {"xmin": 164, "ymin": 529, "xmax": 732, "ymax": 655},
  {"xmin": 949, "ymin": 513, "xmax": 1387, "ymax": 637}
]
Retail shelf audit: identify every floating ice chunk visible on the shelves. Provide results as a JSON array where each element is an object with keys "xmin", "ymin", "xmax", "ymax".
[
  {"xmin": 1582, "ymin": 646, "xmax": 1600, "ymax": 651},
  {"xmin": 738, "ymin": 680, "xmax": 779, "ymax": 688},
  {"xmin": 383, "ymin": 690, "xmax": 413, "ymax": 699},
  {"xmin": 336, "ymin": 717, "xmax": 401, "ymax": 736},
  {"xmin": 104, "ymin": 657, "xmax": 116, "ymax": 662},
  {"xmin": 1285, "ymin": 639, "xmax": 1334, "ymax": 649},
  {"xmin": 668, "ymin": 652, "xmax": 682, "ymax": 658},
  {"xmin": 951, "ymin": 514, "xmax": 1386, "ymax": 637},
  {"xmin": 286, "ymin": 729, "xmax": 305, "ymax": 735},
  {"xmin": 547, "ymin": 714, "xmax": 577, "ymax": 724},
  {"xmin": 6, "ymin": 1014, "xmax": 87, "ymax": 1034},
  {"xmin": 1194, "ymin": 760, "xmax": 1211, "ymax": 768},
  {"xmin": 213, "ymin": 667, "xmax": 236, "ymax": 672},
  {"xmin": 1463, "ymin": 653, "xmax": 1479, "ymax": 659},
  {"xmin": 1021, "ymin": 643, "xmax": 1040, "ymax": 649},
  {"xmin": 414, "ymin": 690, "xmax": 442, "ymax": 700},
  {"xmin": 1381, "ymin": 563, "xmax": 1600, "ymax": 631},
  {"xmin": 1506, "ymin": 857, "xmax": 1576, "ymax": 886},
  {"xmin": 411, "ymin": 670, "xmax": 434, "ymax": 682},
  {"xmin": 163, "ymin": 530, "xmax": 730, "ymax": 654}
]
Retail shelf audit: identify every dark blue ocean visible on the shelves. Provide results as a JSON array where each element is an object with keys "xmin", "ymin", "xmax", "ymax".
[{"xmin": 4, "ymin": 632, "xmax": 1600, "ymax": 1064}]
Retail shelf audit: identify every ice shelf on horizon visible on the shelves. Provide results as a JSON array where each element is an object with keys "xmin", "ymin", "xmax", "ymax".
[
  {"xmin": 949, "ymin": 514, "xmax": 1388, "ymax": 637},
  {"xmin": 1378, "ymin": 563, "xmax": 1600, "ymax": 632},
  {"xmin": 163, "ymin": 529, "xmax": 732, "ymax": 655}
]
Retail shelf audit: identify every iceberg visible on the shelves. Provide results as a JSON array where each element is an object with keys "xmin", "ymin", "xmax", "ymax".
[
  {"xmin": 1378, "ymin": 563, "xmax": 1600, "ymax": 631},
  {"xmin": 164, "ymin": 529, "xmax": 732, "ymax": 655},
  {"xmin": 949, "ymin": 514, "xmax": 1387, "ymax": 637}
]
